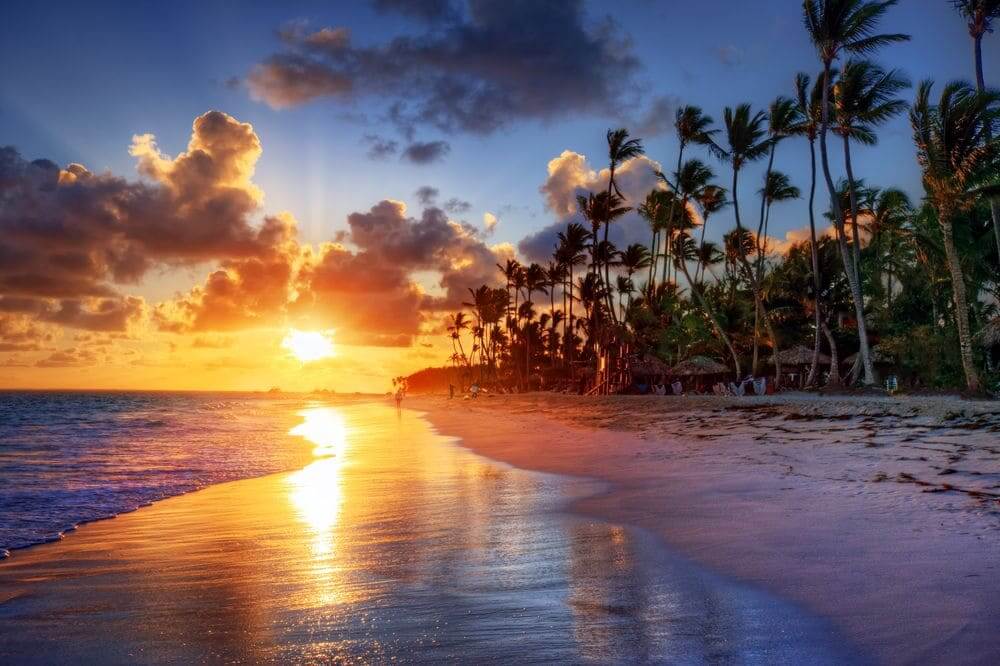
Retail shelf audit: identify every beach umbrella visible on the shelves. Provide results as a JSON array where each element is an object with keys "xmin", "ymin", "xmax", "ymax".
[{"xmin": 669, "ymin": 356, "xmax": 728, "ymax": 376}]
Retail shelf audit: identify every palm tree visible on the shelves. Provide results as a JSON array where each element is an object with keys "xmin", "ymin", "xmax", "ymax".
[
  {"xmin": 833, "ymin": 59, "xmax": 910, "ymax": 277},
  {"xmin": 638, "ymin": 190, "xmax": 669, "ymax": 289},
  {"xmin": 673, "ymin": 231, "xmax": 742, "ymax": 377},
  {"xmin": 670, "ymin": 159, "xmax": 716, "ymax": 284},
  {"xmin": 619, "ymin": 243, "xmax": 652, "ymax": 313},
  {"xmin": 758, "ymin": 171, "xmax": 802, "ymax": 268},
  {"xmin": 910, "ymin": 80, "xmax": 1000, "ymax": 391},
  {"xmin": 712, "ymin": 103, "xmax": 778, "ymax": 376},
  {"xmin": 693, "ymin": 185, "xmax": 728, "ymax": 284},
  {"xmin": 556, "ymin": 222, "xmax": 590, "ymax": 364},
  {"xmin": 953, "ymin": 0, "xmax": 1000, "ymax": 259},
  {"xmin": 867, "ymin": 187, "xmax": 912, "ymax": 309},
  {"xmin": 447, "ymin": 312, "xmax": 471, "ymax": 370},
  {"xmin": 803, "ymin": 0, "xmax": 909, "ymax": 385},
  {"xmin": 794, "ymin": 70, "xmax": 832, "ymax": 386},
  {"xmin": 755, "ymin": 96, "xmax": 803, "ymax": 258},
  {"xmin": 496, "ymin": 259, "xmax": 522, "ymax": 336},
  {"xmin": 603, "ymin": 128, "xmax": 645, "ymax": 323}
]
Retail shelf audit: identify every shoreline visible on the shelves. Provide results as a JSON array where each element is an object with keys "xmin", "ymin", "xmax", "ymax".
[
  {"xmin": 410, "ymin": 392, "xmax": 1000, "ymax": 665},
  {"xmin": 1, "ymin": 400, "xmax": 863, "ymax": 662}
]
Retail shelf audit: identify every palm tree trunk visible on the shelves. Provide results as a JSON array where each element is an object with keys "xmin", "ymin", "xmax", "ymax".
[
  {"xmin": 819, "ymin": 63, "xmax": 877, "ymax": 386},
  {"xmin": 731, "ymin": 164, "xmax": 780, "ymax": 380},
  {"xmin": 805, "ymin": 137, "xmax": 824, "ymax": 388},
  {"xmin": 937, "ymin": 208, "xmax": 981, "ymax": 392},
  {"xmin": 648, "ymin": 229, "xmax": 658, "ymax": 289},
  {"xmin": 567, "ymin": 267, "xmax": 574, "ymax": 366},
  {"xmin": 821, "ymin": 321, "xmax": 841, "ymax": 386},
  {"xmin": 842, "ymin": 136, "xmax": 864, "ymax": 279},
  {"xmin": 972, "ymin": 33, "xmax": 1000, "ymax": 268}
]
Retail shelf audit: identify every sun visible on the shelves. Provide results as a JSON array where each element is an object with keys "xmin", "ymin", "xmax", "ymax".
[{"xmin": 282, "ymin": 329, "xmax": 335, "ymax": 362}]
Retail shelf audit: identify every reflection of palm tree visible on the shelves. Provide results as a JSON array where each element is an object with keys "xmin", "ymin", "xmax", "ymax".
[
  {"xmin": 803, "ymin": 0, "xmax": 909, "ymax": 385},
  {"xmin": 953, "ymin": 0, "xmax": 1000, "ymax": 256},
  {"xmin": 910, "ymin": 80, "xmax": 1000, "ymax": 391}
]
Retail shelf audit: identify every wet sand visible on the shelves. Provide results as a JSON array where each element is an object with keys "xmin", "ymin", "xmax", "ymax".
[
  {"xmin": 0, "ymin": 401, "xmax": 861, "ymax": 663},
  {"xmin": 412, "ymin": 393, "xmax": 1000, "ymax": 665}
]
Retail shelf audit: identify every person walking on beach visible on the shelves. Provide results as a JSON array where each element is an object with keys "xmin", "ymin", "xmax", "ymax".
[{"xmin": 394, "ymin": 387, "xmax": 404, "ymax": 410}]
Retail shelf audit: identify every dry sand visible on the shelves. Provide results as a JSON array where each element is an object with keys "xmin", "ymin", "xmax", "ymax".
[{"xmin": 411, "ymin": 392, "xmax": 1000, "ymax": 665}]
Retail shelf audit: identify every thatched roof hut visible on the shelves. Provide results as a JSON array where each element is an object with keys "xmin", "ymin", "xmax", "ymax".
[
  {"xmin": 670, "ymin": 356, "xmax": 728, "ymax": 376},
  {"xmin": 630, "ymin": 354, "xmax": 671, "ymax": 376},
  {"xmin": 977, "ymin": 317, "xmax": 1000, "ymax": 348},
  {"xmin": 843, "ymin": 346, "xmax": 894, "ymax": 365},
  {"xmin": 769, "ymin": 345, "xmax": 830, "ymax": 366}
]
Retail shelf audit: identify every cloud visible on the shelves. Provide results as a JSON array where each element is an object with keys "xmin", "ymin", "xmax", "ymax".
[
  {"xmin": 247, "ymin": 2, "xmax": 643, "ymax": 135},
  {"xmin": 630, "ymin": 95, "xmax": 680, "ymax": 137},
  {"xmin": 483, "ymin": 212, "xmax": 499, "ymax": 233},
  {"xmin": 401, "ymin": 140, "xmax": 450, "ymax": 164},
  {"xmin": 444, "ymin": 197, "xmax": 471, "ymax": 214},
  {"xmin": 519, "ymin": 149, "xmax": 663, "ymax": 262},
  {"xmin": 363, "ymin": 134, "xmax": 399, "ymax": 160},
  {"xmin": 35, "ymin": 347, "xmax": 99, "ymax": 368},
  {"xmin": 371, "ymin": 0, "xmax": 459, "ymax": 22},
  {"xmin": 0, "ymin": 111, "xmax": 276, "ymax": 334},
  {"xmin": 415, "ymin": 185, "xmax": 439, "ymax": 205}
]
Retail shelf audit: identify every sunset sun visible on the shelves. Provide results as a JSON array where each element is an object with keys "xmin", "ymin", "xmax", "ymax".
[{"xmin": 281, "ymin": 329, "xmax": 335, "ymax": 362}]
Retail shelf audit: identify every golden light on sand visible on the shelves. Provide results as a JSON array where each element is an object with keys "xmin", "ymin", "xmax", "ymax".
[{"xmin": 282, "ymin": 329, "xmax": 335, "ymax": 362}]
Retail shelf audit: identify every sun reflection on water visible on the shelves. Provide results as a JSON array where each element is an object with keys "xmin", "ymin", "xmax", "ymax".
[{"xmin": 288, "ymin": 407, "xmax": 349, "ymax": 561}]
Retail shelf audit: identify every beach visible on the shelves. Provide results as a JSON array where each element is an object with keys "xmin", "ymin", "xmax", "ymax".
[
  {"xmin": 411, "ymin": 392, "xmax": 1000, "ymax": 664},
  {"xmin": 0, "ymin": 398, "xmax": 864, "ymax": 663}
]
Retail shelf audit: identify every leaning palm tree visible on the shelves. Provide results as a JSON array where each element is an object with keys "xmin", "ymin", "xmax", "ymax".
[
  {"xmin": 833, "ymin": 59, "xmax": 910, "ymax": 277},
  {"xmin": 952, "ymin": 0, "xmax": 1000, "ymax": 258},
  {"xmin": 673, "ymin": 231, "xmax": 742, "ymax": 378},
  {"xmin": 803, "ymin": 0, "xmax": 909, "ymax": 385},
  {"xmin": 910, "ymin": 80, "xmax": 1000, "ymax": 391},
  {"xmin": 603, "ymin": 129, "xmax": 644, "ymax": 323},
  {"xmin": 712, "ymin": 103, "xmax": 780, "ymax": 376}
]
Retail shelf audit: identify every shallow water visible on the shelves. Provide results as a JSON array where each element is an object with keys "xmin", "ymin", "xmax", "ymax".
[
  {"xmin": 0, "ymin": 401, "xmax": 864, "ymax": 663},
  {"xmin": 0, "ymin": 391, "xmax": 315, "ymax": 551}
]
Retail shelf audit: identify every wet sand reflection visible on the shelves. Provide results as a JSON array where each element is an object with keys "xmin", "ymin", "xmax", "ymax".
[{"xmin": 0, "ymin": 403, "xmax": 860, "ymax": 663}]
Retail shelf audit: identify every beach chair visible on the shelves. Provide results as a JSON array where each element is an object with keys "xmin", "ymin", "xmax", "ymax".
[{"xmin": 671, "ymin": 381, "xmax": 683, "ymax": 396}]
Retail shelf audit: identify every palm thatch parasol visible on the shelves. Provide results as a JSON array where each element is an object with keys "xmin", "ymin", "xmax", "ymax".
[
  {"xmin": 977, "ymin": 317, "xmax": 1000, "ymax": 348},
  {"xmin": 843, "ymin": 345, "xmax": 894, "ymax": 365},
  {"xmin": 630, "ymin": 354, "xmax": 671, "ymax": 376},
  {"xmin": 769, "ymin": 345, "xmax": 830, "ymax": 366},
  {"xmin": 669, "ymin": 355, "xmax": 728, "ymax": 376}
]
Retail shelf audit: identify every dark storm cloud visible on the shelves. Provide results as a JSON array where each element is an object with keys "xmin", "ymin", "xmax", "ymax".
[
  {"xmin": 247, "ymin": 0, "xmax": 643, "ymax": 135},
  {"xmin": 401, "ymin": 140, "xmax": 450, "ymax": 164}
]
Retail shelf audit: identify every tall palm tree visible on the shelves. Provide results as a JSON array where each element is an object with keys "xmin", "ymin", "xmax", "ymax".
[
  {"xmin": 910, "ymin": 80, "xmax": 1000, "ymax": 391},
  {"xmin": 758, "ymin": 171, "xmax": 801, "ymax": 270},
  {"xmin": 803, "ymin": 0, "xmax": 909, "ymax": 385},
  {"xmin": 556, "ymin": 222, "xmax": 590, "ymax": 365},
  {"xmin": 953, "ymin": 0, "xmax": 1000, "ymax": 258},
  {"xmin": 694, "ymin": 185, "xmax": 728, "ymax": 284},
  {"xmin": 867, "ymin": 187, "xmax": 912, "ymax": 309},
  {"xmin": 712, "ymin": 103, "xmax": 778, "ymax": 376},
  {"xmin": 447, "ymin": 312, "xmax": 471, "ymax": 370},
  {"xmin": 603, "ymin": 129, "xmax": 645, "ymax": 323},
  {"xmin": 496, "ymin": 259, "xmax": 522, "ymax": 336},
  {"xmin": 670, "ymin": 159, "xmax": 716, "ymax": 284},
  {"xmin": 524, "ymin": 263, "xmax": 548, "ymax": 380},
  {"xmin": 833, "ymin": 59, "xmax": 910, "ymax": 277},
  {"xmin": 794, "ymin": 70, "xmax": 831, "ymax": 386},
  {"xmin": 668, "ymin": 106, "xmax": 719, "ymax": 280},
  {"xmin": 639, "ymin": 190, "xmax": 669, "ymax": 289}
]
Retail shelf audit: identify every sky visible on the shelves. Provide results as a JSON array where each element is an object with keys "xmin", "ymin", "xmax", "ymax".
[{"xmin": 1, "ymin": 0, "xmax": 997, "ymax": 392}]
